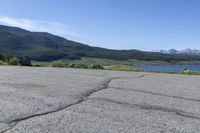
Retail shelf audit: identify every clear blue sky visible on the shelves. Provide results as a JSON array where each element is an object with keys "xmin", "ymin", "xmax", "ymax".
[{"xmin": 0, "ymin": 0, "xmax": 200, "ymax": 51}]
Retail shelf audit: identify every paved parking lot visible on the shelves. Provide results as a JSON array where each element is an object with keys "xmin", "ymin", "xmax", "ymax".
[{"xmin": 0, "ymin": 66, "xmax": 200, "ymax": 133}]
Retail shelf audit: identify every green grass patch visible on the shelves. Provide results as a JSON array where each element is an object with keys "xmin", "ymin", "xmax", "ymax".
[
  {"xmin": 51, "ymin": 60, "xmax": 66, "ymax": 68},
  {"xmin": 104, "ymin": 65, "xmax": 144, "ymax": 71},
  {"xmin": 180, "ymin": 70, "xmax": 200, "ymax": 75}
]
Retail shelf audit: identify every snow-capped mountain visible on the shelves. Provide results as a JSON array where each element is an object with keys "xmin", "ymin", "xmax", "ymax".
[{"xmin": 152, "ymin": 49, "xmax": 200, "ymax": 55}]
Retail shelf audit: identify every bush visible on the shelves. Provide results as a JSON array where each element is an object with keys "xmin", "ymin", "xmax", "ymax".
[
  {"xmin": 180, "ymin": 69, "xmax": 200, "ymax": 75},
  {"xmin": 68, "ymin": 63, "xmax": 75, "ymax": 68},
  {"xmin": 74, "ymin": 64, "xmax": 88, "ymax": 68},
  {"xmin": 18, "ymin": 57, "xmax": 32, "ymax": 66},
  {"xmin": 68, "ymin": 63, "xmax": 88, "ymax": 69},
  {"xmin": 51, "ymin": 60, "xmax": 66, "ymax": 68},
  {"xmin": 0, "ymin": 60, "xmax": 4, "ymax": 65},
  {"xmin": 8, "ymin": 57, "xmax": 20, "ymax": 65},
  {"xmin": 89, "ymin": 64, "xmax": 104, "ymax": 69},
  {"xmin": 33, "ymin": 64, "xmax": 41, "ymax": 67}
]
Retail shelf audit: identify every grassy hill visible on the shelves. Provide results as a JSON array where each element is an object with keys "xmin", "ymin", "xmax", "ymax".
[{"xmin": 1, "ymin": 24, "xmax": 200, "ymax": 62}]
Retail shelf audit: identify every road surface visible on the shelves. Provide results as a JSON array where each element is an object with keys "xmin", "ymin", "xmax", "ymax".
[{"xmin": 0, "ymin": 66, "xmax": 200, "ymax": 133}]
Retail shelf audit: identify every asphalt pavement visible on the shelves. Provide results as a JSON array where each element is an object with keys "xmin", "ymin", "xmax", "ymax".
[{"xmin": 0, "ymin": 66, "xmax": 200, "ymax": 133}]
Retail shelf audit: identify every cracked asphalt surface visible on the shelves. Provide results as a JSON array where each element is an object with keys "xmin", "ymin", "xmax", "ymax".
[{"xmin": 0, "ymin": 66, "xmax": 200, "ymax": 133}]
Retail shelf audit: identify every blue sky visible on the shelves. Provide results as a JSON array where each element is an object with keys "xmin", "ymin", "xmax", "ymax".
[{"xmin": 0, "ymin": 0, "xmax": 200, "ymax": 51}]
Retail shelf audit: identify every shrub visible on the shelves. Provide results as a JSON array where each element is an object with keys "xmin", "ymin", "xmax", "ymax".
[
  {"xmin": 0, "ymin": 60, "xmax": 4, "ymax": 65},
  {"xmin": 68, "ymin": 63, "xmax": 75, "ymax": 68},
  {"xmin": 74, "ymin": 64, "xmax": 88, "ymax": 68},
  {"xmin": 180, "ymin": 69, "xmax": 200, "ymax": 75},
  {"xmin": 18, "ymin": 57, "xmax": 32, "ymax": 66},
  {"xmin": 51, "ymin": 60, "xmax": 66, "ymax": 68},
  {"xmin": 89, "ymin": 64, "xmax": 104, "ymax": 69},
  {"xmin": 68, "ymin": 63, "xmax": 88, "ymax": 69},
  {"xmin": 8, "ymin": 57, "xmax": 20, "ymax": 65},
  {"xmin": 33, "ymin": 64, "xmax": 41, "ymax": 67}
]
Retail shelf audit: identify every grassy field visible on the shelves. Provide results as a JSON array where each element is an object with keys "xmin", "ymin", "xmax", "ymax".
[
  {"xmin": 31, "ymin": 57, "xmax": 200, "ymax": 75},
  {"xmin": 32, "ymin": 57, "xmax": 200, "ymax": 67}
]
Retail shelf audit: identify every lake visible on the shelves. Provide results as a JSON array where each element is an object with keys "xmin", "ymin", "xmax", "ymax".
[{"xmin": 136, "ymin": 65, "xmax": 200, "ymax": 73}]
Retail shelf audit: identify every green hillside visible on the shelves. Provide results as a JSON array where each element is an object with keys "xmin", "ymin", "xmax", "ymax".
[{"xmin": 1, "ymin": 25, "xmax": 200, "ymax": 62}]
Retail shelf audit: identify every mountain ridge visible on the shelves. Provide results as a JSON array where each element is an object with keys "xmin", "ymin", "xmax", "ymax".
[
  {"xmin": 1, "ymin": 24, "xmax": 200, "ymax": 62},
  {"xmin": 152, "ymin": 48, "xmax": 200, "ymax": 55}
]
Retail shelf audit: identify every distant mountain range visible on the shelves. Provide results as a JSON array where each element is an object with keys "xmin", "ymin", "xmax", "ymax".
[
  {"xmin": 152, "ymin": 49, "xmax": 200, "ymax": 55},
  {"xmin": 1, "ymin": 24, "xmax": 200, "ymax": 62}
]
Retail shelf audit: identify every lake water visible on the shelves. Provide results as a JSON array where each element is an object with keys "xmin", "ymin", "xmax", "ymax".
[{"xmin": 136, "ymin": 65, "xmax": 200, "ymax": 73}]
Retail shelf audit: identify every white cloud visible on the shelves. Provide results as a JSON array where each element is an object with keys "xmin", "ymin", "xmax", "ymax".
[{"xmin": 0, "ymin": 16, "xmax": 80, "ymax": 38}]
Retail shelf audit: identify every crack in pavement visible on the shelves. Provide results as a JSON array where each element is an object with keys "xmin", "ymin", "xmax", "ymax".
[
  {"xmin": 111, "ymin": 87, "xmax": 200, "ymax": 102},
  {"xmin": 137, "ymin": 74, "xmax": 146, "ymax": 78},
  {"xmin": 87, "ymin": 97, "xmax": 200, "ymax": 121},
  {"xmin": 0, "ymin": 77, "xmax": 119, "ymax": 133},
  {"xmin": 126, "ymin": 74, "xmax": 150, "ymax": 79},
  {"xmin": 0, "ymin": 74, "xmax": 160, "ymax": 133}
]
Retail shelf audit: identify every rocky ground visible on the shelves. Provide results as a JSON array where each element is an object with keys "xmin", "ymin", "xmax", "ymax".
[{"xmin": 0, "ymin": 66, "xmax": 200, "ymax": 133}]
